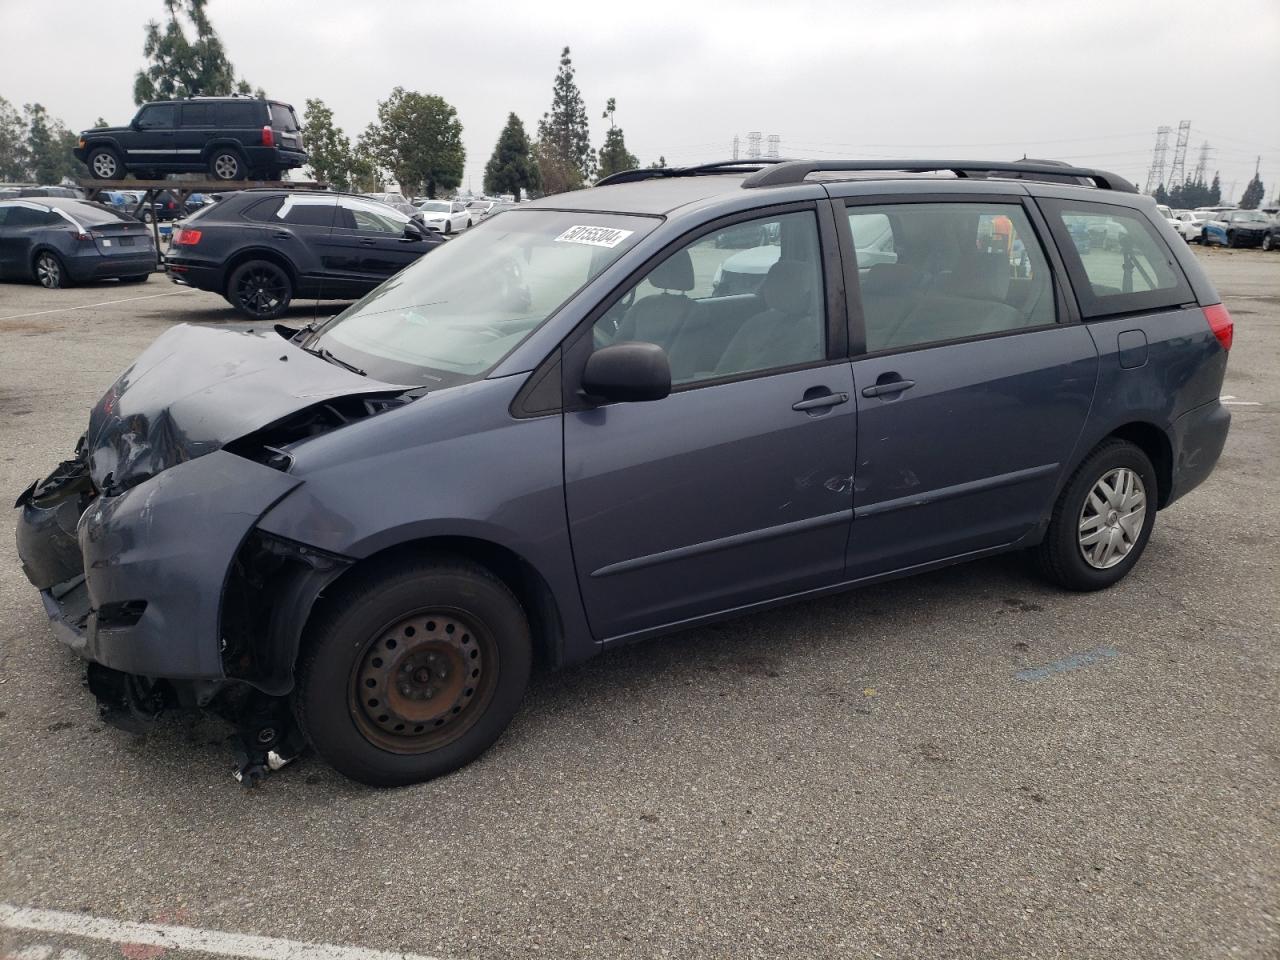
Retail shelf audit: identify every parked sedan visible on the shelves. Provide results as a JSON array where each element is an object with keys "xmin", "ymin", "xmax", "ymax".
[
  {"xmin": 1174, "ymin": 209, "xmax": 1209, "ymax": 243},
  {"xmin": 416, "ymin": 199, "xmax": 471, "ymax": 234},
  {"xmin": 1263, "ymin": 216, "xmax": 1280, "ymax": 252},
  {"xmin": 1202, "ymin": 209, "xmax": 1271, "ymax": 248},
  {"xmin": 164, "ymin": 189, "xmax": 445, "ymax": 319},
  {"xmin": 0, "ymin": 197, "xmax": 156, "ymax": 287}
]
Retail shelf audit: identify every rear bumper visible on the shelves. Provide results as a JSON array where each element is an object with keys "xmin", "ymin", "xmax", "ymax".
[
  {"xmin": 243, "ymin": 146, "xmax": 308, "ymax": 170},
  {"xmin": 1166, "ymin": 398, "xmax": 1231, "ymax": 506},
  {"xmin": 67, "ymin": 250, "xmax": 157, "ymax": 282},
  {"xmin": 164, "ymin": 258, "xmax": 223, "ymax": 292}
]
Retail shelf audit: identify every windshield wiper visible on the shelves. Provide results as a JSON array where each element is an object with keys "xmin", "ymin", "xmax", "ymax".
[{"xmin": 302, "ymin": 344, "xmax": 366, "ymax": 377}]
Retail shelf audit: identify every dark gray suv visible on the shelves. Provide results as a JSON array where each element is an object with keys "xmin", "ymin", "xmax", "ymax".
[{"xmin": 14, "ymin": 159, "xmax": 1233, "ymax": 786}]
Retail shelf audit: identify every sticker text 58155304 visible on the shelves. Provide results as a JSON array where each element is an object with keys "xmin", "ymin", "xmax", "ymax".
[{"xmin": 554, "ymin": 225, "xmax": 634, "ymax": 248}]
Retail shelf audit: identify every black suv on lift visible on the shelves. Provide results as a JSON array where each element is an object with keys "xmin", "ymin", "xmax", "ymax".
[
  {"xmin": 75, "ymin": 96, "xmax": 307, "ymax": 182},
  {"xmin": 165, "ymin": 190, "xmax": 444, "ymax": 318}
]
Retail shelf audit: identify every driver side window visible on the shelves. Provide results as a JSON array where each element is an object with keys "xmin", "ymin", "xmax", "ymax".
[{"xmin": 592, "ymin": 210, "xmax": 826, "ymax": 385}]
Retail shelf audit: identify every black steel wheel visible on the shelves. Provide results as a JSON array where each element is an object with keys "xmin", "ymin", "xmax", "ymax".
[
  {"xmin": 226, "ymin": 259, "xmax": 292, "ymax": 320},
  {"xmin": 293, "ymin": 557, "xmax": 532, "ymax": 786},
  {"xmin": 33, "ymin": 252, "xmax": 67, "ymax": 289}
]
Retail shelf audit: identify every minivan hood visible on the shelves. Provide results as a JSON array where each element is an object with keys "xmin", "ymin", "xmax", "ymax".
[{"xmin": 86, "ymin": 324, "xmax": 407, "ymax": 492}]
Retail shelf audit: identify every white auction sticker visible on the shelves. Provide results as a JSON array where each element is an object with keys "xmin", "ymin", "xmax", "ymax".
[{"xmin": 554, "ymin": 225, "xmax": 634, "ymax": 248}]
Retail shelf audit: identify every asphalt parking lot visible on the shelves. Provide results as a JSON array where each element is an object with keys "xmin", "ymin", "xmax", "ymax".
[{"xmin": 0, "ymin": 248, "xmax": 1276, "ymax": 960}]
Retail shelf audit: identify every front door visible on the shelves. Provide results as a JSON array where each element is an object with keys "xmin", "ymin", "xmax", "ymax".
[
  {"xmin": 129, "ymin": 103, "xmax": 177, "ymax": 171},
  {"xmin": 563, "ymin": 207, "xmax": 857, "ymax": 641},
  {"xmin": 328, "ymin": 197, "xmax": 425, "ymax": 287},
  {"xmin": 839, "ymin": 197, "xmax": 1099, "ymax": 578}
]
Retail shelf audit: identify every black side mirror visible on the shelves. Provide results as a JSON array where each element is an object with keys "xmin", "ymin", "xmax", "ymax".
[
  {"xmin": 582, "ymin": 342, "xmax": 671, "ymax": 404},
  {"xmin": 403, "ymin": 221, "xmax": 425, "ymax": 240},
  {"xmin": 130, "ymin": 118, "xmax": 141, "ymax": 131}
]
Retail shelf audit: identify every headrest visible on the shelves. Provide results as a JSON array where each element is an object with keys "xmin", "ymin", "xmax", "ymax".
[
  {"xmin": 650, "ymin": 248, "xmax": 694, "ymax": 291},
  {"xmin": 861, "ymin": 262, "xmax": 922, "ymax": 296},
  {"xmin": 761, "ymin": 259, "xmax": 813, "ymax": 315},
  {"xmin": 950, "ymin": 250, "xmax": 1011, "ymax": 302}
]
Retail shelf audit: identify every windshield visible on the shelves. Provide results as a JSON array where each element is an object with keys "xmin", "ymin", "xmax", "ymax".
[
  {"xmin": 420, "ymin": 201, "xmax": 451, "ymax": 213},
  {"xmin": 1232, "ymin": 211, "xmax": 1268, "ymax": 222},
  {"xmin": 309, "ymin": 210, "xmax": 656, "ymax": 387}
]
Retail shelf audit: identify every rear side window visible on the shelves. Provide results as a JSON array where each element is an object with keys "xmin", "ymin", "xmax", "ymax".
[
  {"xmin": 242, "ymin": 197, "xmax": 285, "ymax": 222},
  {"xmin": 181, "ymin": 103, "xmax": 214, "ymax": 126},
  {"xmin": 847, "ymin": 201, "xmax": 1057, "ymax": 353},
  {"xmin": 1040, "ymin": 199, "xmax": 1192, "ymax": 318},
  {"xmin": 215, "ymin": 102, "xmax": 259, "ymax": 127},
  {"xmin": 277, "ymin": 197, "xmax": 337, "ymax": 226}
]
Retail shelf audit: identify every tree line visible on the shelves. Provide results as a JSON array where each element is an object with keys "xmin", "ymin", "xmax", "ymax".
[{"xmin": 1154, "ymin": 169, "xmax": 1268, "ymax": 211}]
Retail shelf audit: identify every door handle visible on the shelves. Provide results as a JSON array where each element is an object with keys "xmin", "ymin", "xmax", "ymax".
[
  {"xmin": 792, "ymin": 392, "xmax": 849, "ymax": 412},
  {"xmin": 861, "ymin": 378, "xmax": 916, "ymax": 398},
  {"xmin": 271, "ymin": 232, "xmax": 291, "ymax": 239},
  {"xmin": 359, "ymin": 238, "xmax": 377, "ymax": 246}
]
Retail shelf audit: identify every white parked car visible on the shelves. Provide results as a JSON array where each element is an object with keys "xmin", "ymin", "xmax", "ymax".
[
  {"xmin": 1156, "ymin": 204, "xmax": 1179, "ymax": 230},
  {"xmin": 416, "ymin": 199, "xmax": 471, "ymax": 234},
  {"xmin": 1174, "ymin": 210, "xmax": 1210, "ymax": 243},
  {"xmin": 466, "ymin": 199, "xmax": 497, "ymax": 222}
]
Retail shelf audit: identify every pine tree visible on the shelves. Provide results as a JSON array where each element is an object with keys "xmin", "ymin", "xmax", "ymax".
[
  {"xmin": 1209, "ymin": 172, "xmax": 1222, "ymax": 205},
  {"xmin": 647, "ymin": 155, "xmax": 668, "ymax": 169},
  {"xmin": 23, "ymin": 104, "xmax": 78, "ymax": 183},
  {"xmin": 134, "ymin": 0, "xmax": 257, "ymax": 105},
  {"xmin": 1153, "ymin": 183, "xmax": 1169, "ymax": 206},
  {"xmin": 595, "ymin": 98, "xmax": 638, "ymax": 181},
  {"xmin": 483, "ymin": 113, "xmax": 540, "ymax": 201},
  {"xmin": 1239, "ymin": 171, "xmax": 1265, "ymax": 210},
  {"xmin": 536, "ymin": 46, "xmax": 593, "ymax": 190}
]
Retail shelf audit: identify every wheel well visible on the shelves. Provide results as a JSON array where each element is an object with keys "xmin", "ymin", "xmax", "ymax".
[
  {"xmin": 223, "ymin": 248, "xmax": 297, "ymax": 295},
  {"xmin": 1107, "ymin": 422, "xmax": 1173, "ymax": 507},
  {"xmin": 29, "ymin": 246, "xmax": 62, "ymax": 276},
  {"xmin": 325, "ymin": 537, "xmax": 566, "ymax": 670}
]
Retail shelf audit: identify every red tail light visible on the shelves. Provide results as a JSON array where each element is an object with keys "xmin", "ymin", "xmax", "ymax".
[
  {"xmin": 1203, "ymin": 303, "xmax": 1233, "ymax": 351},
  {"xmin": 172, "ymin": 228, "xmax": 202, "ymax": 246},
  {"xmin": 261, "ymin": 125, "xmax": 274, "ymax": 147},
  {"xmin": 72, "ymin": 231, "xmax": 91, "ymax": 242}
]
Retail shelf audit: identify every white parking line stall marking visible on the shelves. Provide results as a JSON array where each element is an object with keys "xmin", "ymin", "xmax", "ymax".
[
  {"xmin": 0, "ymin": 906, "xmax": 447, "ymax": 960},
  {"xmin": 1221, "ymin": 395, "xmax": 1263, "ymax": 407},
  {"xmin": 0, "ymin": 291, "xmax": 191, "ymax": 322}
]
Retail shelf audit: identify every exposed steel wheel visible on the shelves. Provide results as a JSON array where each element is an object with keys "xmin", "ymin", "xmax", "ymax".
[{"xmin": 349, "ymin": 610, "xmax": 496, "ymax": 753}]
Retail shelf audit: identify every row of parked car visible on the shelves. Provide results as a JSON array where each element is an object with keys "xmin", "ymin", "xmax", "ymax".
[{"xmin": 1157, "ymin": 204, "xmax": 1280, "ymax": 250}]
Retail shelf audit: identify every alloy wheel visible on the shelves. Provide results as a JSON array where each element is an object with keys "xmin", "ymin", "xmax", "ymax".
[
  {"xmin": 348, "ymin": 610, "xmax": 497, "ymax": 754},
  {"xmin": 35, "ymin": 254, "xmax": 61, "ymax": 288},
  {"xmin": 234, "ymin": 265, "xmax": 287, "ymax": 316},
  {"xmin": 1078, "ymin": 467, "xmax": 1147, "ymax": 569},
  {"xmin": 213, "ymin": 153, "xmax": 241, "ymax": 179},
  {"xmin": 91, "ymin": 152, "xmax": 119, "ymax": 179}
]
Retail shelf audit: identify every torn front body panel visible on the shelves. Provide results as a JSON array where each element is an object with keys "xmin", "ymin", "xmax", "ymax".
[{"xmin": 51, "ymin": 451, "xmax": 300, "ymax": 679}]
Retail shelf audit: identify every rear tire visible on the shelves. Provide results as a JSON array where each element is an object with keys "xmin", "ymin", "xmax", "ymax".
[
  {"xmin": 87, "ymin": 146, "xmax": 123, "ymax": 180},
  {"xmin": 1263, "ymin": 234, "xmax": 1275, "ymax": 252},
  {"xmin": 292, "ymin": 557, "xmax": 532, "ymax": 786},
  {"xmin": 1036, "ymin": 439, "xmax": 1157, "ymax": 591},
  {"xmin": 33, "ymin": 251, "xmax": 69, "ymax": 289},
  {"xmin": 226, "ymin": 259, "xmax": 292, "ymax": 320},
  {"xmin": 208, "ymin": 149, "xmax": 246, "ymax": 181}
]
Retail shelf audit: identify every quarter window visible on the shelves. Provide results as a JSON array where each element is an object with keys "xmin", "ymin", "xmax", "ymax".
[
  {"xmin": 593, "ymin": 210, "xmax": 827, "ymax": 385},
  {"xmin": 848, "ymin": 202, "xmax": 1056, "ymax": 353},
  {"xmin": 1041, "ymin": 199, "xmax": 1192, "ymax": 318},
  {"xmin": 181, "ymin": 103, "xmax": 214, "ymax": 126}
]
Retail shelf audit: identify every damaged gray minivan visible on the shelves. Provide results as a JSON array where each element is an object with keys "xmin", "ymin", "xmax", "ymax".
[{"xmin": 15, "ymin": 160, "xmax": 1232, "ymax": 785}]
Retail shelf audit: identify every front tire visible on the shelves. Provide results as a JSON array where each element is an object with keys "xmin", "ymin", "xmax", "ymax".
[
  {"xmin": 443, "ymin": 221, "xmax": 452, "ymax": 235},
  {"xmin": 87, "ymin": 146, "xmax": 123, "ymax": 180},
  {"xmin": 1263, "ymin": 234, "xmax": 1275, "ymax": 252},
  {"xmin": 226, "ymin": 259, "xmax": 292, "ymax": 320},
  {"xmin": 1036, "ymin": 439, "xmax": 1157, "ymax": 591},
  {"xmin": 293, "ymin": 557, "xmax": 532, "ymax": 786},
  {"xmin": 208, "ymin": 149, "xmax": 246, "ymax": 181},
  {"xmin": 33, "ymin": 251, "xmax": 68, "ymax": 289}
]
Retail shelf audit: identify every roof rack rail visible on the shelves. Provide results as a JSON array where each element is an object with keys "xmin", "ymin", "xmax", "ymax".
[
  {"xmin": 740, "ymin": 160, "xmax": 1137, "ymax": 193},
  {"xmin": 595, "ymin": 158, "xmax": 786, "ymax": 187}
]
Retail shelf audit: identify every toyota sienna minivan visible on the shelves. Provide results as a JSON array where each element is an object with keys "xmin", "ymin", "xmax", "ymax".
[{"xmin": 15, "ymin": 159, "xmax": 1232, "ymax": 786}]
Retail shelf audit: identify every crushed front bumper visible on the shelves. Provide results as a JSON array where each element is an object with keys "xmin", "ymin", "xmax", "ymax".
[{"xmin": 17, "ymin": 450, "xmax": 302, "ymax": 679}]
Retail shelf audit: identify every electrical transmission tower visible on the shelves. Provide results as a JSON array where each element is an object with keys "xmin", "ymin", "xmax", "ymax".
[
  {"xmin": 1192, "ymin": 141, "xmax": 1211, "ymax": 183},
  {"xmin": 1167, "ymin": 120, "xmax": 1191, "ymax": 188},
  {"xmin": 1144, "ymin": 125, "xmax": 1171, "ymax": 195},
  {"xmin": 746, "ymin": 131, "xmax": 762, "ymax": 160},
  {"xmin": 765, "ymin": 134, "xmax": 780, "ymax": 159}
]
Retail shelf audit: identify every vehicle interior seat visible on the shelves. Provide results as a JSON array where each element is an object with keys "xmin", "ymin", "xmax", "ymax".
[
  {"xmin": 713, "ymin": 259, "xmax": 824, "ymax": 377},
  {"xmin": 859, "ymin": 262, "xmax": 925, "ymax": 350},
  {"xmin": 614, "ymin": 248, "xmax": 702, "ymax": 352}
]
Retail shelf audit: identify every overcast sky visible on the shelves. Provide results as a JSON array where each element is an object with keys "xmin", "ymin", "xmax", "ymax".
[{"xmin": 2, "ymin": 0, "xmax": 1277, "ymax": 200}]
